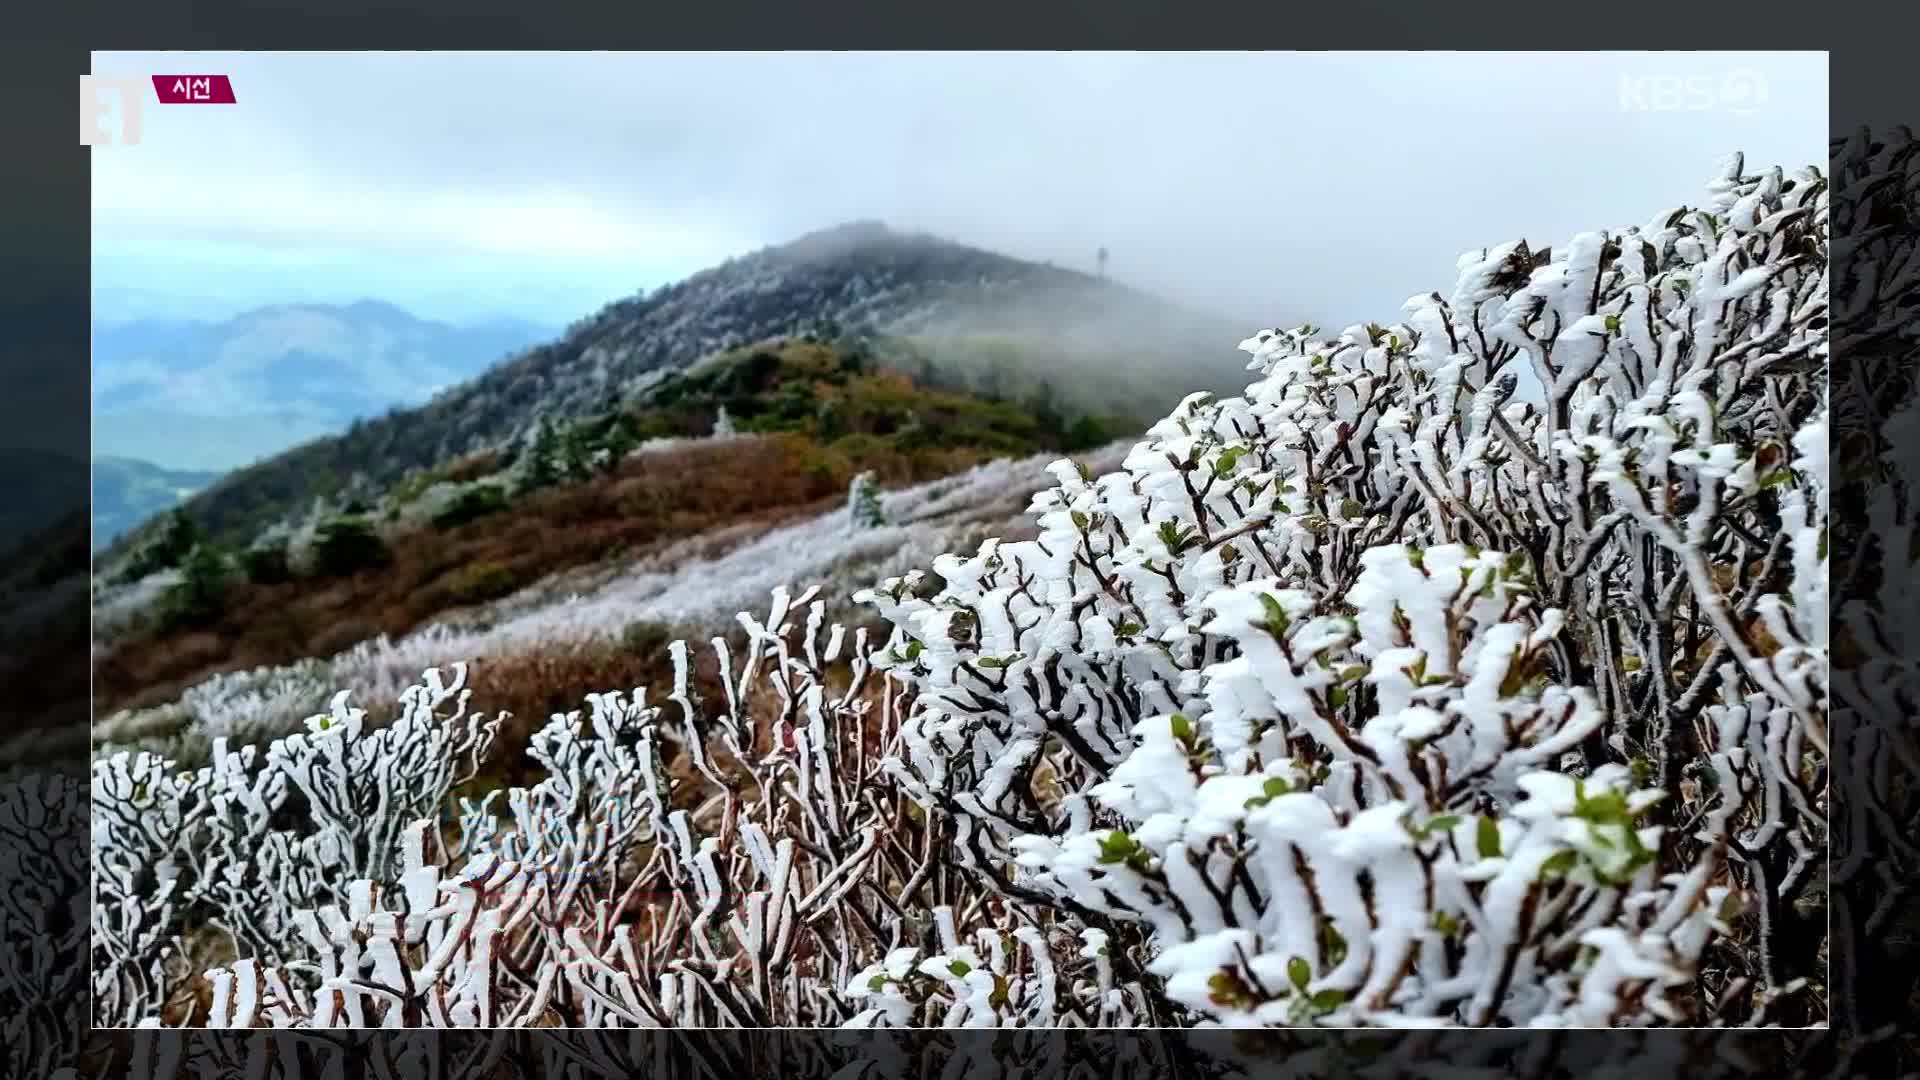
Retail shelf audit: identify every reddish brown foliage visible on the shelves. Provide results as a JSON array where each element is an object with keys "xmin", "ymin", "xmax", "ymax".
[{"xmin": 439, "ymin": 450, "xmax": 503, "ymax": 485}]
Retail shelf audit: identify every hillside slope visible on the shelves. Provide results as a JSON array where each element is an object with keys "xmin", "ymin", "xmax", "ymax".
[
  {"xmin": 91, "ymin": 339, "xmax": 1129, "ymax": 720},
  {"xmin": 121, "ymin": 223, "xmax": 1251, "ymax": 553},
  {"xmin": 92, "ymin": 441, "xmax": 1132, "ymax": 775}
]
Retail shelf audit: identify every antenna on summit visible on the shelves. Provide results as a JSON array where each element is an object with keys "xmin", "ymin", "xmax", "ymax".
[{"xmin": 1096, "ymin": 246, "xmax": 1109, "ymax": 279}]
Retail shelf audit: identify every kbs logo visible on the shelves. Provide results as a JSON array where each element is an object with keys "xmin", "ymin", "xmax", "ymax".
[
  {"xmin": 81, "ymin": 73, "xmax": 236, "ymax": 146},
  {"xmin": 1617, "ymin": 69, "xmax": 1768, "ymax": 116}
]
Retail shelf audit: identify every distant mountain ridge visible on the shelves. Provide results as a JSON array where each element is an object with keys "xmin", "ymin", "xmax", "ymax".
[
  {"xmin": 111, "ymin": 222, "xmax": 1256, "ymax": 555},
  {"xmin": 92, "ymin": 301, "xmax": 558, "ymax": 471},
  {"xmin": 92, "ymin": 457, "xmax": 226, "ymax": 552}
]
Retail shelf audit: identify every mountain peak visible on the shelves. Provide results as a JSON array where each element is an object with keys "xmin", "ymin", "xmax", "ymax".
[
  {"xmin": 771, "ymin": 220, "xmax": 936, "ymax": 262},
  {"xmin": 340, "ymin": 298, "xmax": 423, "ymax": 323}
]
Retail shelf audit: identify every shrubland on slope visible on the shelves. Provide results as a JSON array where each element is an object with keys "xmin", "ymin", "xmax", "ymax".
[
  {"xmin": 91, "ymin": 337, "xmax": 1139, "ymax": 743},
  {"xmin": 90, "ymin": 156, "xmax": 1828, "ymax": 1034}
]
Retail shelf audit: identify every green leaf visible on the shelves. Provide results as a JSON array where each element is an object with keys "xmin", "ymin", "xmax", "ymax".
[
  {"xmin": 1498, "ymin": 646, "xmax": 1530, "ymax": 698},
  {"xmin": 1310, "ymin": 988, "xmax": 1348, "ymax": 1011},
  {"xmin": 1321, "ymin": 920, "xmax": 1348, "ymax": 966},
  {"xmin": 1258, "ymin": 593, "xmax": 1291, "ymax": 638},
  {"xmin": 1116, "ymin": 620, "xmax": 1144, "ymax": 638},
  {"xmin": 1207, "ymin": 970, "xmax": 1250, "ymax": 1007},
  {"xmin": 948, "ymin": 960, "xmax": 971, "ymax": 977},
  {"xmin": 1622, "ymin": 823, "xmax": 1653, "ymax": 872},
  {"xmin": 1169, "ymin": 713, "xmax": 1195, "ymax": 745},
  {"xmin": 1071, "ymin": 511, "xmax": 1091, "ymax": 530},
  {"xmin": 1339, "ymin": 664, "xmax": 1369, "ymax": 682},
  {"xmin": 1476, "ymin": 816, "xmax": 1502, "ymax": 859},
  {"xmin": 868, "ymin": 974, "xmax": 888, "ymax": 992},
  {"xmin": 989, "ymin": 973, "xmax": 1011, "ymax": 1009},
  {"xmin": 1158, "ymin": 520, "xmax": 1197, "ymax": 554},
  {"xmin": 1098, "ymin": 831, "xmax": 1140, "ymax": 866},
  {"xmin": 1426, "ymin": 814, "xmax": 1462, "ymax": 834},
  {"xmin": 1327, "ymin": 687, "xmax": 1349, "ymax": 709},
  {"xmin": 1539, "ymin": 849, "xmax": 1579, "ymax": 879},
  {"xmin": 1246, "ymin": 775, "xmax": 1293, "ymax": 811},
  {"xmin": 1604, "ymin": 313, "xmax": 1622, "ymax": 332},
  {"xmin": 1288, "ymin": 956, "xmax": 1312, "ymax": 991}
]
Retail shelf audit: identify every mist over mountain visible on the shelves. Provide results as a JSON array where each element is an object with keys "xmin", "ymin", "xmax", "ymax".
[
  {"xmin": 137, "ymin": 222, "xmax": 1255, "ymax": 549},
  {"xmin": 92, "ymin": 301, "xmax": 557, "ymax": 471}
]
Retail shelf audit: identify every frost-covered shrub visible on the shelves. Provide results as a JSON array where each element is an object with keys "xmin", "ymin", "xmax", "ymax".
[
  {"xmin": 90, "ymin": 157, "xmax": 1827, "ymax": 1032},
  {"xmin": 91, "ymin": 568, "xmax": 183, "ymax": 642},
  {"xmin": 100, "ymin": 589, "xmax": 1145, "ymax": 1028},
  {"xmin": 849, "ymin": 470, "xmax": 887, "ymax": 530},
  {"xmin": 93, "ymin": 661, "xmax": 333, "ymax": 753},
  {"xmin": 857, "ymin": 156, "xmax": 1827, "ymax": 1027},
  {"xmin": 91, "ymin": 666, "xmax": 497, "ymax": 1024}
]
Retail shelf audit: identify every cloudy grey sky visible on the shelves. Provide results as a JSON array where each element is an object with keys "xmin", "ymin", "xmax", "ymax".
[{"xmin": 91, "ymin": 51, "xmax": 1828, "ymax": 330}]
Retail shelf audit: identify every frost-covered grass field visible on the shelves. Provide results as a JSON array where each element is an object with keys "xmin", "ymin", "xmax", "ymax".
[{"xmin": 91, "ymin": 158, "xmax": 1828, "ymax": 1031}]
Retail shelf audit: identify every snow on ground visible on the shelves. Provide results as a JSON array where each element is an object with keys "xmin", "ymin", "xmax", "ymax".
[{"xmin": 92, "ymin": 443, "xmax": 1130, "ymax": 752}]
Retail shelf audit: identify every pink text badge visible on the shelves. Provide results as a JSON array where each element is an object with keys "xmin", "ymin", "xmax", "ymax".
[{"xmin": 151, "ymin": 75, "xmax": 236, "ymax": 104}]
